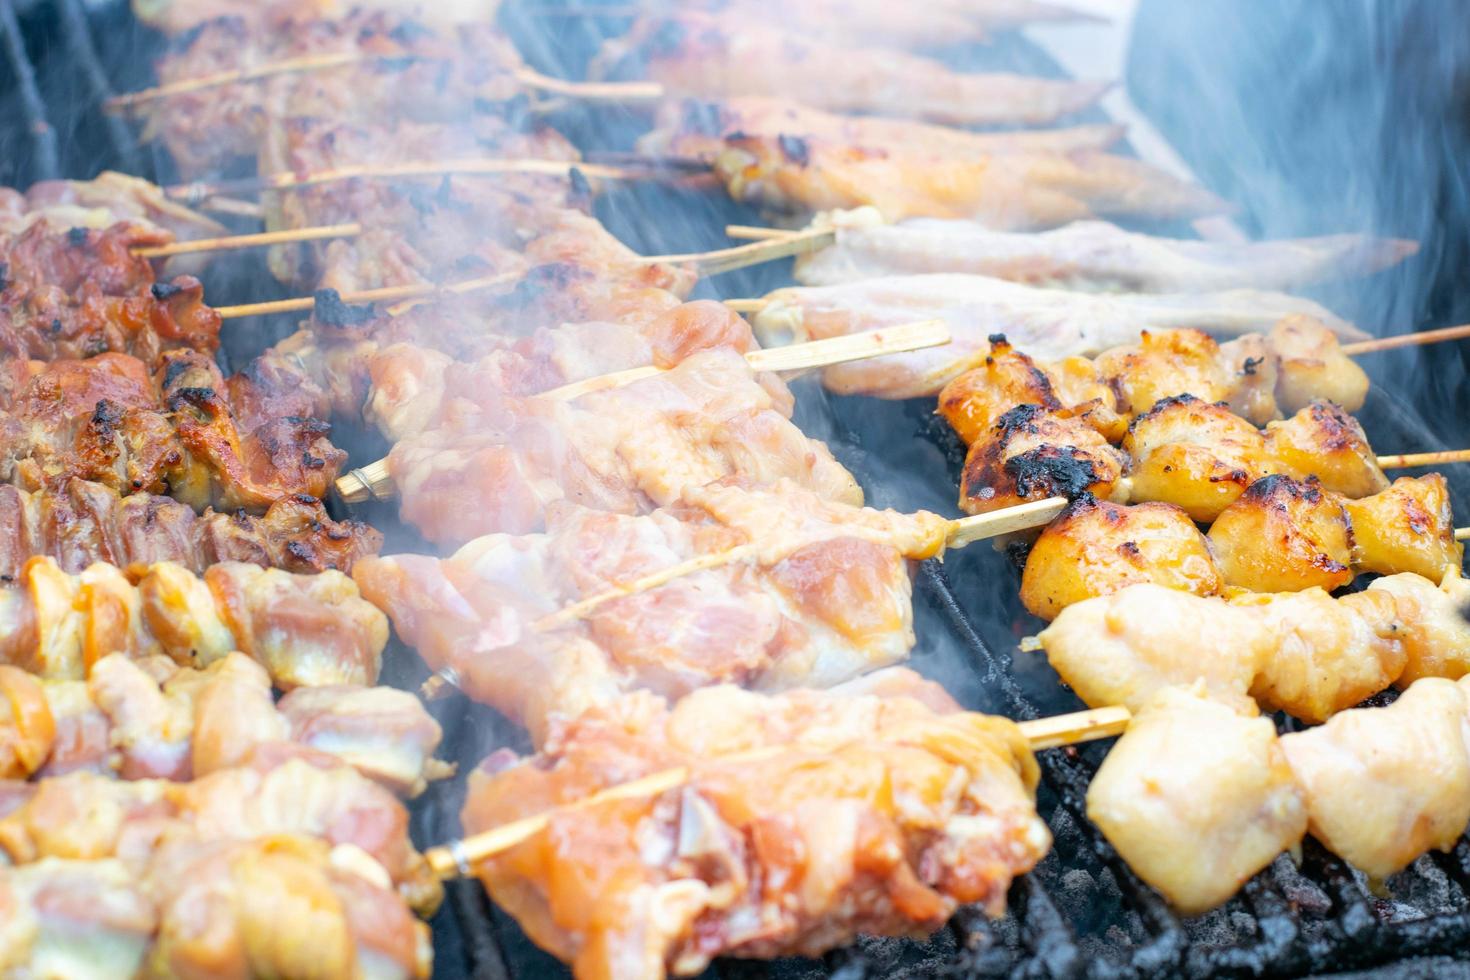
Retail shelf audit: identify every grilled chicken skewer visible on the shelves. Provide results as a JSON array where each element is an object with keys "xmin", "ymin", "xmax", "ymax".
[
  {"xmin": 1088, "ymin": 676, "xmax": 1470, "ymax": 916},
  {"xmin": 353, "ymin": 480, "xmax": 1061, "ymax": 743},
  {"xmin": 1033, "ymin": 566, "xmax": 1470, "ymax": 725},
  {"xmin": 0, "ymin": 554, "xmax": 387, "ymax": 690},
  {"xmin": 742, "ymin": 275, "xmax": 1361, "ymax": 399},
  {"xmin": 640, "ymin": 103, "xmax": 1224, "ymax": 227},
  {"xmin": 0, "ymin": 835, "xmax": 433, "ymax": 979},
  {"xmin": 453, "ymin": 668, "xmax": 1053, "ymax": 980},
  {"xmin": 1020, "ymin": 473, "xmax": 1462, "ymax": 619},
  {"xmin": 764, "ymin": 209, "xmax": 1419, "ymax": 292},
  {"xmin": 0, "ymin": 652, "xmax": 445, "ymax": 795},
  {"xmin": 591, "ymin": 14, "xmax": 1109, "ymax": 126}
]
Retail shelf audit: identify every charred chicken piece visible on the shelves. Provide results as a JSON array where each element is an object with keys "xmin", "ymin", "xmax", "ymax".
[
  {"xmin": 0, "ymin": 652, "xmax": 444, "ymax": 795},
  {"xmin": 1019, "ymin": 496, "xmax": 1220, "ymax": 621},
  {"xmin": 353, "ymin": 480, "xmax": 950, "ymax": 744},
  {"xmin": 1122, "ymin": 394, "xmax": 1274, "ymax": 522},
  {"xmin": 461, "ymin": 669, "xmax": 1047, "ymax": 980},
  {"xmin": 594, "ymin": 14, "xmax": 1107, "ymax": 126},
  {"xmin": 1207, "ymin": 475, "xmax": 1354, "ymax": 594},
  {"xmin": 958, "ymin": 404, "xmax": 1128, "ymax": 516},
  {"xmin": 786, "ymin": 209, "xmax": 1416, "ymax": 293},
  {"xmin": 387, "ymin": 347, "xmax": 861, "ymax": 545},
  {"xmin": 1087, "ymin": 685, "xmax": 1307, "ymax": 916},
  {"xmin": 0, "ymin": 555, "xmax": 386, "ymax": 690},
  {"xmin": 1263, "ymin": 400, "xmax": 1388, "ymax": 498},
  {"xmin": 0, "ymin": 747, "xmax": 442, "ymax": 917}
]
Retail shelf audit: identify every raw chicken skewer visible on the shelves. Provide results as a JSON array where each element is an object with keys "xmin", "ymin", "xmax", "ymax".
[
  {"xmin": 1087, "ymin": 676, "xmax": 1470, "ymax": 916},
  {"xmin": 590, "ymin": 14, "xmax": 1110, "ymax": 126},
  {"xmin": 0, "ymin": 652, "xmax": 447, "ymax": 796},
  {"xmin": 332, "ymin": 320, "xmax": 951, "ymax": 516},
  {"xmin": 428, "ymin": 671, "xmax": 1122, "ymax": 979},
  {"xmin": 1031, "ymin": 566, "xmax": 1470, "ymax": 724},
  {"xmin": 733, "ymin": 274, "xmax": 1365, "ymax": 399},
  {"xmin": 351, "ymin": 480, "xmax": 1066, "ymax": 743},
  {"xmin": 731, "ymin": 210, "xmax": 1418, "ymax": 292}
]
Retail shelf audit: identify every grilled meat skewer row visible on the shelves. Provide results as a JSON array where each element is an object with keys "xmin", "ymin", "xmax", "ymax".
[
  {"xmin": 1020, "ymin": 473, "xmax": 1462, "ymax": 620},
  {"xmin": 462, "ymin": 667, "xmax": 1048, "ymax": 980},
  {"xmin": 0, "ymin": 553, "xmax": 387, "ymax": 690},
  {"xmin": 783, "ymin": 208, "xmax": 1418, "ymax": 292},
  {"xmin": 1035, "ymin": 566, "xmax": 1470, "ymax": 724},
  {"xmin": 1087, "ymin": 677, "xmax": 1470, "ymax": 915},
  {"xmin": 0, "ymin": 652, "xmax": 444, "ymax": 794}
]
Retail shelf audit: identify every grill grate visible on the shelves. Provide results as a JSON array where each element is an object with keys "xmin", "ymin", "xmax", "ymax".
[{"xmin": 6, "ymin": 2, "xmax": 1470, "ymax": 978}]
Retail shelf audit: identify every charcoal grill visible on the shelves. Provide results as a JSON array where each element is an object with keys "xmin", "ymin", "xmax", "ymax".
[{"xmin": 7, "ymin": 1, "xmax": 1470, "ymax": 977}]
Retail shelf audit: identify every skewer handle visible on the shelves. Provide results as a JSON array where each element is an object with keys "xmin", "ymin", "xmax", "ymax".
[
  {"xmin": 511, "ymin": 67, "xmax": 663, "ymax": 101},
  {"xmin": 725, "ymin": 224, "xmax": 794, "ymax": 242},
  {"xmin": 422, "ymin": 704, "xmax": 1132, "ymax": 879},
  {"xmin": 1376, "ymin": 449, "xmax": 1470, "ymax": 469},
  {"xmin": 648, "ymin": 229, "xmax": 834, "ymax": 276},
  {"xmin": 1341, "ymin": 323, "xmax": 1470, "ymax": 356},
  {"xmin": 725, "ymin": 298, "xmax": 771, "ymax": 314},
  {"xmin": 1454, "ymin": 527, "xmax": 1469, "ymax": 542},
  {"xmin": 946, "ymin": 497, "xmax": 1068, "ymax": 549},
  {"xmin": 132, "ymin": 222, "xmax": 361, "ymax": 258}
]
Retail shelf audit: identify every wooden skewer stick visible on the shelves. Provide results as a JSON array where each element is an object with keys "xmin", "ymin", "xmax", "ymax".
[
  {"xmin": 216, "ymin": 270, "xmax": 520, "ymax": 321},
  {"xmin": 1455, "ymin": 527, "xmax": 1469, "ymax": 542},
  {"xmin": 725, "ymin": 298, "xmax": 771, "ymax": 314},
  {"xmin": 165, "ymin": 159, "xmax": 640, "ymax": 203},
  {"xmin": 648, "ymin": 228, "xmax": 836, "ymax": 277},
  {"xmin": 336, "ymin": 321, "xmax": 953, "ymax": 502},
  {"xmin": 420, "ymin": 703, "xmax": 1133, "ymax": 878},
  {"xmin": 1340, "ymin": 323, "xmax": 1470, "ymax": 356},
  {"xmin": 1373, "ymin": 449, "xmax": 1470, "ymax": 469},
  {"xmin": 131, "ymin": 222, "xmax": 361, "ymax": 259},
  {"xmin": 540, "ymin": 319, "xmax": 950, "ymax": 402},
  {"xmin": 725, "ymin": 224, "xmax": 795, "ymax": 242},
  {"xmin": 105, "ymin": 51, "xmax": 661, "ymax": 112}
]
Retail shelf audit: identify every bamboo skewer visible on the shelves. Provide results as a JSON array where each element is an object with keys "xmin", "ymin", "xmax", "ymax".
[
  {"xmin": 131, "ymin": 222, "xmax": 361, "ymax": 259},
  {"xmin": 1340, "ymin": 324, "xmax": 1470, "ymax": 356},
  {"xmin": 335, "ymin": 321, "xmax": 952, "ymax": 503},
  {"xmin": 215, "ymin": 271, "xmax": 522, "ymax": 321},
  {"xmin": 1373, "ymin": 449, "xmax": 1470, "ymax": 469},
  {"xmin": 165, "ymin": 159, "xmax": 640, "ymax": 204},
  {"xmin": 1456, "ymin": 527, "xmax": 1470, "ymax": 542},
  {"xmin": 648, "ymin": 228, "xmax": 836, "ymax": 276},
  {"xmin": 105, "ymin": 52, "xmax": 662, "ymax": 113},
  {"xmin": 420, "ymin": 703, "xmax": 1134, "ymax": 878}
]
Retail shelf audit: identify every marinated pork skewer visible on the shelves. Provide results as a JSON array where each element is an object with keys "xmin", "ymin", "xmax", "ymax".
[
  {"xmin": 332, "ymin": 321, "xmax": 951, "ymax": 518},
  {"xmin": 435, "ymin": 671, "xmax": 1115, "ymax": 979},
  {"xmin": 0, "ymin": 652, "xmax": 446, "ymax": 795},
  {"xmin": 590, "ymin": 14, "xmax": 1109, "ymax": 126},
  {"xmin": 0, "ymin": 835, "xmax": 432, "ymax": 979},
  {"xmin": 732, "ymin": 209, "xmax": 1419, "ymax": 292},
  {"xmin": 1033, "ymin": 565, "xmax": 1470, "ymax": 724},
  {"xmin": 738, "ymin": 275, "xmax": 1363, "ymax": 399},
  {"xmin": 352, "ymin": 480, "xmax": 1064, "ymax": 742},
  {"xmin": 1019, "ymin": 473, "xmax": 1463, "ymax": 620},
  {"xmin": 0, "ymin": 554, "xmax": 388, "ymax": 690}
]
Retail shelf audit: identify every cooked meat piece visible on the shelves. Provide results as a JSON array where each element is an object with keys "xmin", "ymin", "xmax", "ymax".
[
  {"xmin": 1264, "ymin": 400, "xmax": 1388, "ymax": 498},
  {"xmin": 594, "ymin": 15, "xmax": 1107, "ymax": 126},
  {"xmin": 1087, "ymin": 685, "xmax": 1307, "ymax": 916},
  {"xmin": 0, "ymin": 555, "xmax": 386, "ymax": 690},
  {"xmin": 1038, "ymin": 582, "xmax": 1407, "ymax": 723},
  {"xmin": 958, "ymin": 404, "xmax": 1128, "ymax": 515},
  {"xmin": 0, "ymin": 858, "xmax": 156, "ymax": 978},
  {"xmin": 1020, "ymin": 497, "xmax": 1220, "ymax": 621},
  {"xmin": 937, "ymin": 335, "xmax": 1063, "ymax": 445},
  {"xmin": 0, "ymin": 479, "xmax": 379, "ymax": 577},
  {"xmin": 1122, "ymin": 394, "xmax": 1273, "ymax": 522},
  {"xmin": 0, "ymin": 171, "xmax": 224, "ymax": 244},
  {"xmin": 750, "ymin": 275, "xmax": 1356, "ymax": 399},
  {"xmin": 353, "ymin": 480, "xmax": 950, "ymax": 743},
  {"xmin": 0, "ymin": 666, "xmax": 51, "ymax": 780},
  {"xmin": 1367, "ymin": 571, "xmax": 1470, "ymax": 686},
  {"xmin": 1268, "ymin": 314, "xmax": 1370, "ymax": 413},
  {"xmin": 1207, "ymin": 475, "xmax": 1354, "ymax": 593},
  {"xmin": 641, "ymin": 99, "xmax": 1127, "ymax": 164},
  {"xmin": 461, "ymin": 673, "xmax": 1047, "ymax": 979},
  {"xmin": 387, "ymin": 348, "xmax": 860, "ymax": 545},
  {"xmin": 787, "ymin": 211, "xmax": 1415, "ymax": 292},
  {"xmin": 0, "ymin": 749, "xmax": 442, "ymax": 915},
  {"xmin": 1094, "ymin": 328, "xmax": 1233, "ymax": 418},
  {"xmin": 1281, "ymin": 678, "xmax": 1470, "ymax": 882},
  {"xmin": 1344, "ymin": 474, "xmax": 1463, "ymax": 581}
]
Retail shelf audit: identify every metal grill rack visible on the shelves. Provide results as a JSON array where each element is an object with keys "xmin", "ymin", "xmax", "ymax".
[{"xmin": 5, "ymin": 2, "xmax": 1470, "ymax": 977}]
